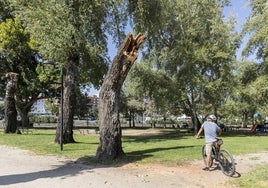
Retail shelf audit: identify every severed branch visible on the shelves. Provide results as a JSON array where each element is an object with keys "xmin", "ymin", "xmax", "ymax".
[{"xmin": 122, "ymin": 33, "xmax": 147, "ymax": 64}]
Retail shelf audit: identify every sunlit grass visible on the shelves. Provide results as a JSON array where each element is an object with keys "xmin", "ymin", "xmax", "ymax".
[
  {"xmin": 122, "ymin": 133, "xmax": 202, "ymax": 164},
  {"xmin": 1, "ymin": 128, "xmax": 268, "ymax": 164},
  {"xmin": 227, "ymin": 164, "xmax": 268, "ymax": 188},
  {"xmin": 0, "ymin": 129, "xmax": 99, "ymax": 159}
]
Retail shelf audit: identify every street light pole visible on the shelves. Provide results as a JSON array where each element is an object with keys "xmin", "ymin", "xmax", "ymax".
[
  {"xmin": 42, "ymin": 61, "xmax": 64, "ymax": 151},
  {"xmin": 60, "ymin": 67, "xmax": 64, "ymax": 151}
]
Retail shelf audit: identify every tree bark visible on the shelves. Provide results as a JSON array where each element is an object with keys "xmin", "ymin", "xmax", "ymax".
[
  {"xmin": 183, "ymin": 98, "xmax": 201, "ymax": 133},
  {"xmin": 17, "ymin": 99, "xmax": 36, "ymax": 129},
  {"xmin": 4, "ymin": 72, "xmax": 19, "ymax": 133},
  {"xmin": 55, "ymin": 54, "xmax": 79, "ymax": 144},
  {"xmin": 96, "ymin": 33, "xmax": 146, "ymax": 162},
  {"xmin": 242, "ymin": 111, "xmax": 248, "ymax": 128}
]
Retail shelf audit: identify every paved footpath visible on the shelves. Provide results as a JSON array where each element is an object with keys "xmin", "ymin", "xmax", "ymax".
[
  {"xmin": 0, "ymin": 145, "xmax": 191, "ymax": 188},
  {"xmin": 2, "ymin": 144, "xmax": 267, "ymax": 188}
]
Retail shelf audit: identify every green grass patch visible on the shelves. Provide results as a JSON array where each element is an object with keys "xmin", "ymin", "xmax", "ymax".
[
  {"xmin": 1, "ymin": 128, "xmax": 268, "ymax": 165},
  {"xmin": 227, "ymin": 164, "xmax": 268, "ymax": 188},
  {"xmin": 122, "ymin": 133, "xmax": 202, "ymax": 164},
  {"xmin": 0, "ymin": 129, "xmax": 100, "ymax": 160}
]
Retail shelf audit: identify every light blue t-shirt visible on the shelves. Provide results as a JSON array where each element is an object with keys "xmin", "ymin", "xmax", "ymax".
[{"xmin": 201, "ymin": 121, "xmax": 221, "ymax": 143}]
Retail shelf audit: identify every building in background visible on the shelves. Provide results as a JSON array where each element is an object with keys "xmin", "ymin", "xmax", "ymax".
[
  {"xmin": 30, "ymin": 99, "xmax": 52, "ymax": 115},
  {"xmin": 88, "ymin": 95, "xmax": 99, "ymax": 107},
  {"xmin": 87, "ymin": 95, "xmax": 99, "ymax": 119},
  {"xmin": 1, "ymin": 94, "xmax": 99, "ymax": 118}
]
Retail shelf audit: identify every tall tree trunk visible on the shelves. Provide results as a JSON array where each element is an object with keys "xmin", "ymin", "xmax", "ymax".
[
  {"xmin": 132, "ymin": 112, "xmax": 135, "ymax": 127},
  {"xmin": 55, "ymin": 54, "xmax": 79, "ymax": 144},
  {"xmin": 96, "ymin": 33, "xmax": 146, "ymax": 162},
  {"xmin": 4, "ymin": 72, "xmax": 19, "ymax": 133},
  {"xmin": 19, "ymin": 110, "xmax": 30, "ymax": 128},
  {"xmin": 242, "ymin": 111, "xmax": 248, "ymax": 128},
  {"xmin": 128, "ymin": 110, "xmax": 132, "ymax": 127},
  {"xmin": 17, "ymin": 101, "xmax": 35, "ymax": 128},
  {"xmin": 184, "ymin": 98, "xmax": 201, "ymax": 133}
]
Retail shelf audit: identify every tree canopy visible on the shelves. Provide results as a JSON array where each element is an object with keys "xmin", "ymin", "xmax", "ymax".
[
  {"xmin": 11, "ymin": 0, "xmax": 109, "ymax": 86},
  {"xmin": 125, "ymin": 0, "xmax": 239, "ymax": 131},
  {"xmin": 0, "ymin": 14, "xmax": 46, "ymax": 127},
  {"xmin": 243, "ymin": 0, "xmax": 268, "ymax": 73}
]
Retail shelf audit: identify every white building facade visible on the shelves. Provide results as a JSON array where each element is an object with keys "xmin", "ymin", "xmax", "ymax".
[{"xmin": 30, "ymin": 99, "xmax": 52, "ymax": 115}]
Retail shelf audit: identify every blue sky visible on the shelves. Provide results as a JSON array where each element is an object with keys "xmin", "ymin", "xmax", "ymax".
[
  {"xmin": 223, "ymin": 0, "xmax": 251, "ymax": 59},
  {"xmin": 89, "ymin": 0, "xmax": 252, "ymax": 95},
  {"xmin": 224, "ymin": 0, "xmax": 250, "ymax": 31}
]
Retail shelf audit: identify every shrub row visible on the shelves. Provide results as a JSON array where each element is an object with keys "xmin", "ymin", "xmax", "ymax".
[{"xmin": 29, "ymin": 115, "xmax": 58, "ymax": 123}]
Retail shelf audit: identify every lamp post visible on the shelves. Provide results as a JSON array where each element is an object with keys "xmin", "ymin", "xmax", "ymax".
[
  {"xmin": 60, "ymin": 67, "xmax": 64, "ymax": 151},
  {"xmin": 43, "ymin": 61, "xmax": 64, "ymax": 151}
]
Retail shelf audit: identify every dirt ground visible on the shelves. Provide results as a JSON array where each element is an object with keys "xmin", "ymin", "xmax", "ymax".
[{"xmin": 1, "ymin": 130, "xmax": 268, "ymax": 188}]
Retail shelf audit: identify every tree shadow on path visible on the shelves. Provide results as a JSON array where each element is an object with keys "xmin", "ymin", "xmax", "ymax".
[{"xmin": 0, "ymin": 160, "xmax": 95, "ymax": 186}]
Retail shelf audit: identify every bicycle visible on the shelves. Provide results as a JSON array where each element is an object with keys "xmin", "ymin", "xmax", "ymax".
[{"xmin": 201, "ymin": 138, "xmax": 236, "ymax": 176}]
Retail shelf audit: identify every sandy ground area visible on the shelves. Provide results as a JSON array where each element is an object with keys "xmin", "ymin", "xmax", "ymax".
[{"xmin": 1, "ymin": 144, "xmax": 268, "ymax": 188}]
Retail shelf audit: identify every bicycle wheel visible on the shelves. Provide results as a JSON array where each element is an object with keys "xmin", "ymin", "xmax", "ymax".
[
  {"xmin": 201, "ymin": 145, "xmax": 214, "ymax": 167},
  {"xmin": 218, "ymin": 149, "xmax": 236, "ymax": 176}
]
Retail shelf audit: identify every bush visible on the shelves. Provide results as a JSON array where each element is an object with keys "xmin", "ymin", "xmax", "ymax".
[{"xmin": 29, "ymin": 115, "xmax": 57, "ymax": 123}]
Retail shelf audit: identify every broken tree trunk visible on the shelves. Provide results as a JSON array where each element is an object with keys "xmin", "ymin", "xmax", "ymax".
[
  {"xmin": 4, "ymin": 72, "xmax": 19, "ymax": 133},
  {"xmin": 96, "ymin": 33, "xmax": 146, "ymax": 162}
]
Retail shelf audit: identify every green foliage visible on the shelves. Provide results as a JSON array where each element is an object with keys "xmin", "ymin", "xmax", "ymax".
[
  {"xmin": 242, "ymin": 0, "xmax": 268, "ymax": 73},
  {"xmin": 127, "ymin": 0, "xmax": 238, "ymax": 122},
  {"xmin": 0, "ymin": 0, "xmax": 13, "ymax": 21},
  {"xmin": 0, "ymin": 17, "xmax": 32, "ymax": 73},
  {"xmin": 0, "ymin": 15, "xmax": 44, "ymax": 108},
  {"xmin": 129, "ymin": 61, "xmax": 179, "ymax": 115},
  {"xmin": 222, "ymin": 60, "xmax": 268, "ymax": 124},
  {"xmin": 29, "ymin": 115, "xmax": 57, "ymax": 123},
  {"xmin": 249, "ymin": 75, "xmax": 268, "ymax": 107},
  {"xmin": 236, "ymin": 60, "xmax": 260, "ymax": 86},
  {"xmin": 91, "ymin": 105, "xmax": 99, "ymax": 120},
  {"xmin": 45, "ymin": 98, "xmax": 60, "ymax": 115},
  {"xmin": 0, "ymin": 10, "xmax": 66, "ymax": 131},
  {"xmin": 75, "ymin": 89, "xmax": 90, "ymax": 118},
  {"xmin": 10, "ymin": 0, "xmax": 110, "ymax": 88}
]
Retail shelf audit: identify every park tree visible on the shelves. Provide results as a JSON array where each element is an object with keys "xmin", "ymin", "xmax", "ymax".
[
  {"xmin": 128, "ymin": 0, "xmax": 238, "ymax": 131},
  {"xmin": 129, "ymin": 61, "xmax": 179, "ymax": 127},
  {"xmin": 10, "ymin": 0, "xmax": 115, "ymax": 143},
  {"xmin": 1, "ymin": 2, "xmax": 62, "ymax": 131},
  {"xmin": 242, "ymin": 0, "xmax": 268, "ymax": 73},
  {"xmin": 248, "ymin": 75, "xmax": 268, "ymax": 114},
  {"xmin": 75, "ymin": 89, "xmax": 90, "ymax": 118},
  {"xmin": 123, "ymin": 73, "xmax": 150, "ymax": 127},
  {"xmin": 96, "ymin": 33, "xmax": 146, "ymax": 161},
  {"xmin": 0, "ymin": 16, "xmax": 43, "ymax": 131},
  {"xmin": 222, "ymin": 60, "xmax": 260, "ymax": 127}
]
